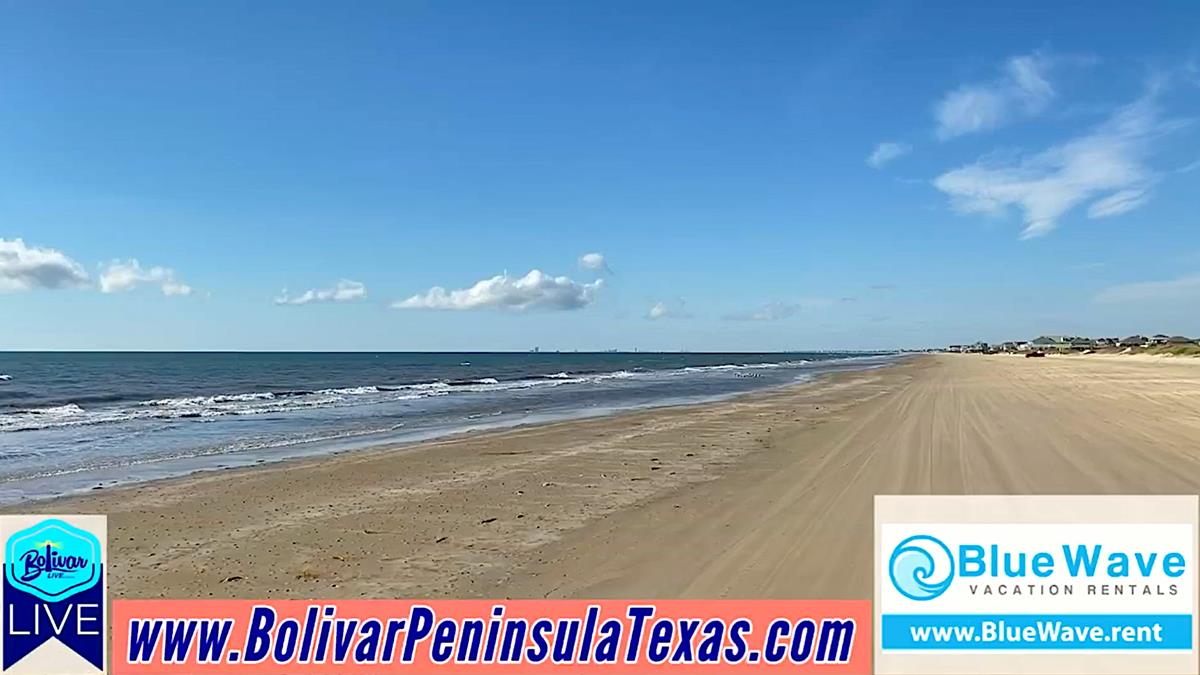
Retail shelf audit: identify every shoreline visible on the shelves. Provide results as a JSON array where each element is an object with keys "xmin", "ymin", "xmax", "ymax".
[
  {"xmin": 3, "ymin": 358, "xmax": 912, "ymax": 599},
  {"xmin": 0, "ymin": 354, "xmax": 899, "ymax": 506},
  {"xmin": 9, "ymin": 352, "xmax": 1200, "ymax": 601}
]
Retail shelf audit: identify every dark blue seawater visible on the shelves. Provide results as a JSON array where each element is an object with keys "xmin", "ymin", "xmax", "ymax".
[{"xmin": 0, "ymin": 352, "xmax": 893, "ymax": 503}]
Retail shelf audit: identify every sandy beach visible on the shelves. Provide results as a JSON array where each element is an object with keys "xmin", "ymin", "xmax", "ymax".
[{"xmin": 8, "ymin": 354, "xmax": 1200, "ymax": 600}]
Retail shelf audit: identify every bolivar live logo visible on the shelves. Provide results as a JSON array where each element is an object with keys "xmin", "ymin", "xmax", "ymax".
[{"xmin": 1, "ymin": 515, "xmax": 107, "ymax": 675}]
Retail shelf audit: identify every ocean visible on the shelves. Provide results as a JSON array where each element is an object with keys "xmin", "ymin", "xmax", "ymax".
[{"xmin": 0, "ymin": 351, "xmax": 893, "ymax": 503}]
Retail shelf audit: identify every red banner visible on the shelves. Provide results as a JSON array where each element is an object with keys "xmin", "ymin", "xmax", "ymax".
[{"xmin": 112, "ymin": 599, "xmax": 870, "ymax": 674}]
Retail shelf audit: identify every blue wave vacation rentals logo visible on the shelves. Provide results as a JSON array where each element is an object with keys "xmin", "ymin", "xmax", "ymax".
[{"xmin": 889, "ymin": 534, "xmax": 955, "ymax": 601}]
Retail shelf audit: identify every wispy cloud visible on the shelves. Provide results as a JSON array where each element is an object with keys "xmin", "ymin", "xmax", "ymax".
[
  {"xmin": 275, "ymin": 279, "xmax": 366, "ymax": 305},
  {"xmin": 725, "ymin": 303, "xmax": 797, "ymax": 322},
  {"xmin": 935, "ymin": 53, "xmax": 1055, "ymax": 139},
  {"xmin": 1095, "ymin": 273, "xmax": 1200, "ymax": 304},
  {"xmin": 578, "ymin": 252, "xmax": 611, "ymax": 274},
  {"xmin": 99, "ymin": 259, "xmax": 192, "ymax": 296},
  {"xmin": 1086, "ymin": 189, "xmax": 1149, "ymax": 218},
  {"xmin": 1176, "ymin": 158, "xmax": 1200, "ymax": 174},
  {"xmin": 867, "ymin": 141, "xmax": 911, "ymax": 169},
  {"xmin": 0, "ymin": 238, "xmax": 90, "ymax": 292},
  {"xmin": 646, "ymin": 299, "xmax": 690, "ymax": 320},
  {"xmin": 933, "ymin": 87, "xmax": 1182, "ymax": 239},
  {"xmin": 723, "ymin": 299, "xmax": 830, "ymax": 322},
  {"xmin": 394, "ymin": 269, "xmax": 602, "ymax": 311}
]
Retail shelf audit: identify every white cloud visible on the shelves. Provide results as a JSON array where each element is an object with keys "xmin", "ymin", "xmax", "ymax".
[
  {"xmin": 933, "ymin": 90, "xmax": 1178, "ymax": 239},
  {"xmin": 646, "ymin": 299, "xmax": 690, "ymax": 320},
  {"xmin": 99, "ymin": 260, "xmax": 193, "ymax": 296},
  {"xmin": 274, "ymin": 279, "xmax": 366, "ymax": 305},
  {"xmin": 394, "ymin": 269, "xmax": 602, "ymax": 311},
  {"xmin": 867, "ymin": 141, "xmax": 911, "ymax": 169},
  {"xmin": 578, "ymin": 252, "xmax": 611, "ymax": 273},
  {"xmin": 1095, "ymin": 273, "xmax": 1200, "ymax": 304},
  {"xmin": 0, "ymin": 238, "xmax": 90, "ymax": 292},
  {"xmin": 935, "ymin": 53, "xmax": 1055, "ymax": 139}
]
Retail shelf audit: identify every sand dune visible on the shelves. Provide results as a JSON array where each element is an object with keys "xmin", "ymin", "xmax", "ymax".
[{"xmin": 10, "ymin": 354, "xmax": 1200, "ymax": 601}]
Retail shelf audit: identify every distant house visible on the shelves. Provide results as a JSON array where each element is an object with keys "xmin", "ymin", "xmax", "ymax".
[
  {"xmin": 946, "ymin": 345, "xmax": 963, "ymax": 353},
  {"xmin": 1069, "ymin": 337, "xmax": 1095, "ymax": 350},
  {"xmin": 1150, "ymin": 334, "xmax": 1171, "ymax": 345},
  {"xmin": 1167, "ymin": 336, "xmax": 1196, "ymax": 345},
  {"xmin": 1031, "ymin": 335, "xmax": 1071, "ymax": 351},
  {"xmin": 1118, "ymin": 335, "xmax": 1148, "ymax": 347},
  {"xmin": 997, "ymin": 341, "xmax": 1031, "ymax": 353}
]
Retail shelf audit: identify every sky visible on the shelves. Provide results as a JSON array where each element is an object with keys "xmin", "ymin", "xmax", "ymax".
[{"xmin": 2, "ymin": 0, "xmax": 1198, "ymax": 351}]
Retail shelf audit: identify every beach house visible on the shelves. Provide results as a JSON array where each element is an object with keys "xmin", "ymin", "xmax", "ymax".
[
  {"xmin": 1069, "ymin": 337, "xmax": 1095, "ymax": 350},
  {"xmin": 1031, "ymin": 336, "xmax": 1072, "ymax": 352}
]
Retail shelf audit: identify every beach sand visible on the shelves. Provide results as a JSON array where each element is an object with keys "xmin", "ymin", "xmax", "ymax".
[{"xmin": 9, "ymin": 353, "xmax": 1200, "ymax": 600}]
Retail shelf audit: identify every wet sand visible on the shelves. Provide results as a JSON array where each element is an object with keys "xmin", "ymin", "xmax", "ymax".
[{"xmin": 10, "ymin": 354, "xmax": 1200, "ymax": 600}]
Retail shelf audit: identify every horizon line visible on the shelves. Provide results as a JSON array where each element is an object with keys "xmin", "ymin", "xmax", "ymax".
[{"xmin": 0, "ymin": 348, "xmax": 902, "ymax": 355}]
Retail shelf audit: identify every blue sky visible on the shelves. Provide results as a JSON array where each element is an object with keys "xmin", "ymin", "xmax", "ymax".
[{"xmin": 2, "ymin": 0, "xmax": 1198, "ymax": 351}]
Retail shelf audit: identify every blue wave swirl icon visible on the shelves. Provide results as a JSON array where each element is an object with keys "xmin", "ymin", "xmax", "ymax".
[{"xmin": 889, "ymin": 534, "xmax": 954, "ymax": 601}]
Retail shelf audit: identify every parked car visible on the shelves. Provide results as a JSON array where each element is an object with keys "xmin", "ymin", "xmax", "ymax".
[{"xmin": 1025, "ymin": 350, "xmax": 1046, "ymax": 358}]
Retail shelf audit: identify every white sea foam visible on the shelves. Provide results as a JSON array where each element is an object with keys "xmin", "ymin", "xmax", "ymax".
[{"xmin": 0, "ymin": 359, "xmax": 833, "ymax": 433}]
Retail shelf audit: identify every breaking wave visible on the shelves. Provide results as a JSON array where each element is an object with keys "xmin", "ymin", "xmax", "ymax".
[{"xmin": 0, "ymin": 359, "xmax": 824, "ymax": 433}]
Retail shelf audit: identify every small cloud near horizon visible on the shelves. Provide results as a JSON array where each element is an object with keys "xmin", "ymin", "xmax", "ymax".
[
  {"xmin": 99, "ymin": 259, "xmax": 192, "ymax": 296},
  {"xmin": 394, "ymin": 269, "xmax": 602, "ymax": 311},
  {"xmin": 275, "ymin": 279, "xmax": 366, "ymax": 305},
  {"xmin": 646, "ymin": 299, "xmax": 690, "ymax": 320}
]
